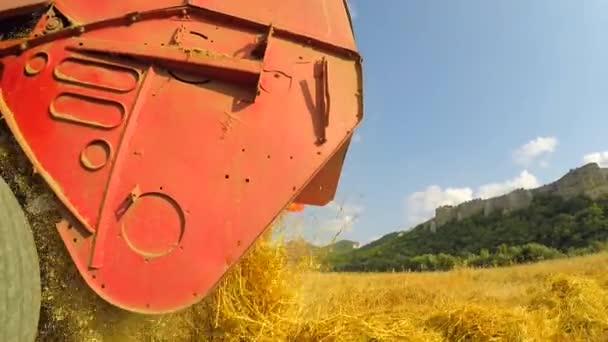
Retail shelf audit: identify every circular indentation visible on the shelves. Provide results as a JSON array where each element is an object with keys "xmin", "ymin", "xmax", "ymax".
[
  {"xmin": 73, "ymin": 238, "xmax": 77, "ymax": 243},
  {"xmin": 292, "ymin": 186, "xmax": 297, "ymax": 191},
  {"xmin": 80, "ymin": 139, "xmax": 112, "ymax": 171},
  {"xmin": 225, "ymin": 174, "xmax": 230, "ymax": 179},
  {"xmin": 101, "ymin": 284, "xmax": 106, "ymax": 289},
  {"xmin": 121, "ymin": 192, "xmax": 186, "ymax": 259},
  {"xmin": 289, "ymin": 156, "xmax": 294, "ymax": 160},
  {"xmin": 24, "ymin": 52, "xmax": 48, "ymax": 76},
  {"xmin": 245, "ymin": 178, "xmax": 250, "ymax": 183},
  {"xmin": 92, "ymin": 274, "xmax": 96, "ymax": 279}
]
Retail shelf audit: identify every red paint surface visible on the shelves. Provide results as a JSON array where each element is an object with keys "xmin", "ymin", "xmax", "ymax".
[{"xmin": 0, "ymin": 0, "xmax": 362, "ymax": 313}]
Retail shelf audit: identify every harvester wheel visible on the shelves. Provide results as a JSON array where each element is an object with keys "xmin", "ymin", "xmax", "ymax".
[{"xmin": 0, "ymin": 176, "xmax": 40, "ymax": 342}]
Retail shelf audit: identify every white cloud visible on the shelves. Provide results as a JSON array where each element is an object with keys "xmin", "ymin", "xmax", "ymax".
[
  {"xmin": 367, "ymin": 235, "xmax": 381, "ymax": 244},
  {"xmin": 476, "ymin": 170, "xmax": 539, "ymax": 199},
  {"xmin": 281, "ymin": 199, "xmax": 364, "ymax": 245},
  {"xmin": 539, "ymin": 160, "xmax": 550, "ymax": 168},
  {"xmin": 513, "ymin": 136, "xmax": 558, "ymax": 166},
  {"xmin": 404, "ymin": 170, "xmax": 540, "ymax": 227},
  {"xmin": 583, "ymin": 151, "xmax": 608, "ymax": 167},
  {"xmin": 405, "ymin": 185, "xmax": 473, "ymax": 226},
  {"xmin": 321, "ymin": 201, "xmax": 363, "ymax": 234}
]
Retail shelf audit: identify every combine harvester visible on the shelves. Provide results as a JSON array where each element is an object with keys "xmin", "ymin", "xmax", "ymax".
[{"xmin": 0, "ymin": 0, "xmax": 362, "ymax": 340}]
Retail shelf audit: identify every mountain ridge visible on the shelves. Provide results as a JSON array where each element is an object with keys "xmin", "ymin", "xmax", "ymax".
[
  {"xmin": 324, "ymin": 163, "xmax": 608, "ymax": 271},
  {"xmin": 421, "ymin": 162, "xmax": 608, "ymax": 232}
]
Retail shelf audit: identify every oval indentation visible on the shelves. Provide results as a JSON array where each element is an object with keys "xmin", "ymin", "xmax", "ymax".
[
  {"xmin": 50, "ymin": 93, "xmax": 125, "ymax": 129},
  {"xmin": 54, "ymin": 57, "xmax": 139, "ymax": 92},
  {"xmin": 80, "ymin": 139, "xmax": 112, "ymax": 171},
  {"xmin": 24, "ymin": 52, "xmax": 48, "ymax": 76},
  {"xmin": 121, "ymin": 193, "xmax": 185, "ymax": 259},
  {"xmin": 168, "ymin": 69, "xmax": 210, "ymax": 85}
]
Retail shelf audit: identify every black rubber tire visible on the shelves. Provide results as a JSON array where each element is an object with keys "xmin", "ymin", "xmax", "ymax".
[{"xmin": 0, "ymin": 176, "xmax": 40, "ymax": 342}]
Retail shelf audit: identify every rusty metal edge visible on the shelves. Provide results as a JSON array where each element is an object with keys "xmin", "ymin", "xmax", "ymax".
[
  {"xmin": 0, "ymin": 0, "xmax": 51, "ymax": 21},
  {"xmin": 0, "ymin": 4, "xmax": 363, "ymax": 63},
  {"xmin": 0, "ymin": 90, "xmax": 95, "ymax": 233},
  {"xmin": 56, "ymin": 217, "xmax": 204, "ymax": 315}
]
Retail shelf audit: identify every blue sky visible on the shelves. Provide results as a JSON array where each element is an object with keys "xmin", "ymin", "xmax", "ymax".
[{"xmin": 283, "ymin": 0, "xmax": 608, "ymax": 245}]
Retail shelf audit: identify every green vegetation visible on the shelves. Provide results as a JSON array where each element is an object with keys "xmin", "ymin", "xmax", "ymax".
[
  {"xmin": 284, "ymin": 238, "xmax": 359, "ymax": 264},
  {"xmin": 327, "ymin": 194, "xmax": 608, "ymax": 272}
]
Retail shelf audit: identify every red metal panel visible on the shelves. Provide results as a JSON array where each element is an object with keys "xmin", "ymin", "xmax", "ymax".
[
  {"xmin": 54, "ymin": 0, "xmax": 183, "ymax": 23},
  {"xmin": 295, "ymin": 136, "xmax": 352, "ymax": 206},
  {"xmin": 191, "ymin": 0, "xmax": 356, "ymax": 51},
  {"xmin": 0, "ymin": 1, "xmax": 362, "ymax": 313},
  {"xmin": 0, "ymin": 44, "xmax": 143, "ymax": 231},
  {"xmin": 54, "ymin": 0, "xmax": 356, "ymax": 51}
]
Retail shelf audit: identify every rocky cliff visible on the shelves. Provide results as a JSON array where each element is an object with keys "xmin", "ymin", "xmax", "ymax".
[{"xmin": 425, "ymin": 163, "xmax": 608, "ymax": 231}]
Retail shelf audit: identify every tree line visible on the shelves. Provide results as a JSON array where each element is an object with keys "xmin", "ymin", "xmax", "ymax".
[{"xmin": 325, "ymin": 194, "xmax": 608, "ymax": 272}]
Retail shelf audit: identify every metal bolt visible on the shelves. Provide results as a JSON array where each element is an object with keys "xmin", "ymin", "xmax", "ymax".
[{"xmin": 45, "ymin": 17, "xmax": 61, "ymax": 32}]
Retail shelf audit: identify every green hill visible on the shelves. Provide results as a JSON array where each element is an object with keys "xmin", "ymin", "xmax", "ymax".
[
  {"xmin": 284, "ymin": 238, "xmax": 359, "ymax": 264},
  {"xmin": 326, "ymin": 164, "xmax": 608, "ymax": 272},
  {"xmin": 328, "ymin": 192, "xmax": 608, "ymax": 272}
]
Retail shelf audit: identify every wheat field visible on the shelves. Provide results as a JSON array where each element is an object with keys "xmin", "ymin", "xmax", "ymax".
[
  {"xmin": 296, "ymin": 253, "xmax": 608, "ymax": 341},
  {"xmin": 42, "ymin": 230, "xmax": 608, "ymax": 341}
]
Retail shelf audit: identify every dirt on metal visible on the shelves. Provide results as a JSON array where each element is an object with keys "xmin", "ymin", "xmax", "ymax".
[
  {"xmin": 0, "ymin": 120, "xmax": 302, "ymax": 341},
  {"xmin": 0, "ymin": 122, "xmax": 206, "ymax": 341}
]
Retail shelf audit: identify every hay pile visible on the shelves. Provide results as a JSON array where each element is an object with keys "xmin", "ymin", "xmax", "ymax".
[
  {"xmin": 529, "ymin": 274, "xmax": 608, "ymax": 340},
  {"xmin": 426, "ymin": 304, "xmax": 528, "ymax": 341}
]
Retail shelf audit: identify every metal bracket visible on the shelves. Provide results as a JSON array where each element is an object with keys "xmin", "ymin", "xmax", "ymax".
[{"xmin": 314, "ymin": 57, "xmax": 330, "ymax": 144}]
